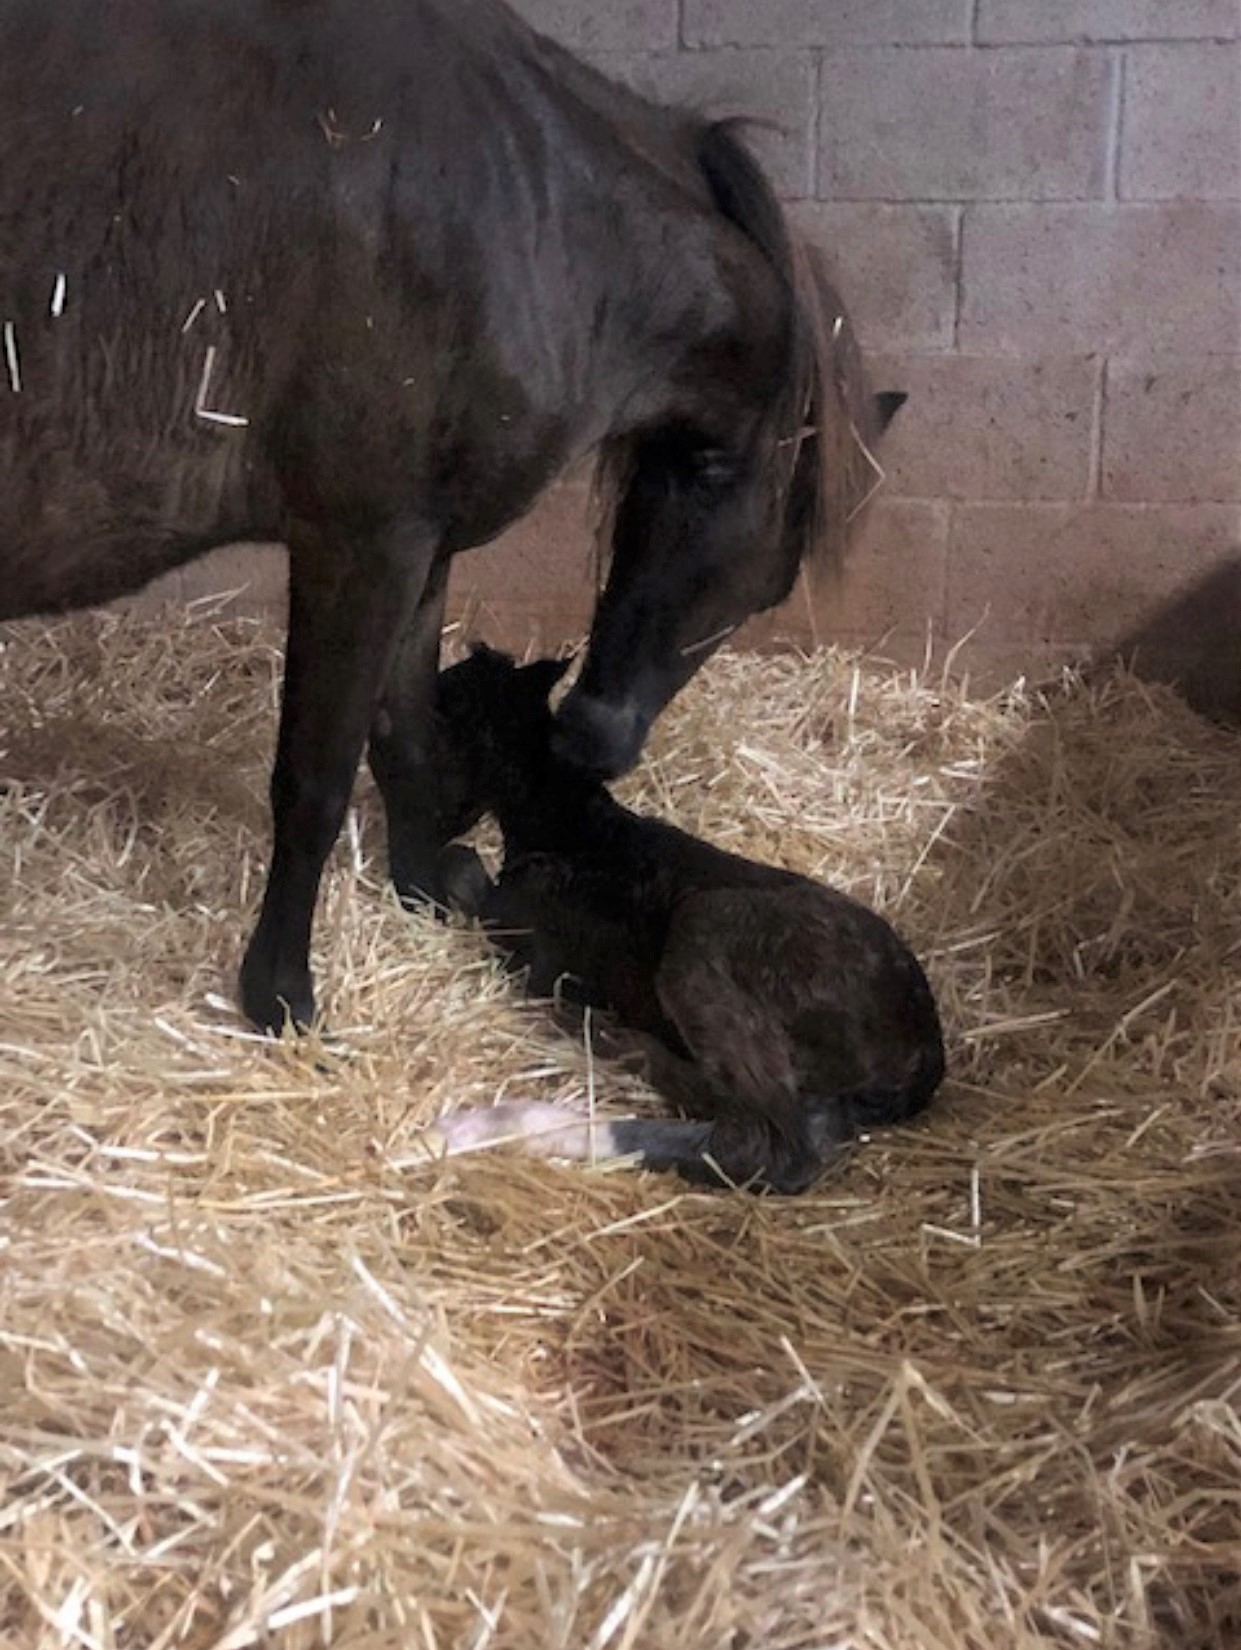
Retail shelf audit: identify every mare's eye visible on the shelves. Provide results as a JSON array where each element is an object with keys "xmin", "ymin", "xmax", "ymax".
[{"xmin": 687, "ymin": 448, "xmax": 738, "ymax": 490}]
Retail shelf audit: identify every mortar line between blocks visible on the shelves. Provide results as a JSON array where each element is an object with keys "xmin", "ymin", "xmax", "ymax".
[
  {"xmin": 950, "ymin": 207, "xmax": 966, "ymax": 349},
  {"xmin": 934, "ymin": 501, "xmax": 952, "ymax": 637},
  {"xmin": 1105, "ymin": 48, "xmax": 1127, "ymax": 202},
  {"xmin": 811, "ymin": 51, "xmax": 824, "ymax": 199},
  {"xmin": 941, "ymin": 501, "xmax": 960, "ymax": 640},
  {"xmin": 1088, "ymin": 356, "xmax": 1108, "ymax": 501},
  {"xmin": 988, "ymin": 33, "xmax": 1239, "ymax": 46}
]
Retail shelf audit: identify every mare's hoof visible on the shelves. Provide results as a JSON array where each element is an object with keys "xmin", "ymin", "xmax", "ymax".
[{"xmin": 238, "ymin": 953, "xmax": 316, "ymax": 1037}]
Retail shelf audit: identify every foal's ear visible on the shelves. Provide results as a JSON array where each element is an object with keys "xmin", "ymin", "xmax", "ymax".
[
  {"xmin": 467, "ymin": 640, "xmax": 516, "ymax": 668},
  {"xmin": 520, "ymin": 655, "xmax": 572, "ymax": 702},
  {"xmin": 874, "ymin": 390, "xmax": 907, "ymax": 432}
]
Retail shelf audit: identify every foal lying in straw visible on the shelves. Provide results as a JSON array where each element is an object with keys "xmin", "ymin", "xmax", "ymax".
[{"xmin": 425, "ymin": 646, "xmax": 945, "ymax": 1193}]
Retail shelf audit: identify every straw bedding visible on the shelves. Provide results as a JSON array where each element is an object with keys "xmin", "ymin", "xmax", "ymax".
[{"xmin": 1, "ymin": 607, "xmax": 1238, "ymax": 1650}]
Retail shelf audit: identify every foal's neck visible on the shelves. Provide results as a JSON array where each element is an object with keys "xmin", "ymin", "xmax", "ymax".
[{"xmin": 492, "ymin": 747, "xmax": 621, "ymax": 859}]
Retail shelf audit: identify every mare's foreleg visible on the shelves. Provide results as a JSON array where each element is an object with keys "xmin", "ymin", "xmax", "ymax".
[{"xmin": 239, "ymin": 524, "xmax": 435, "ymax": 1033}]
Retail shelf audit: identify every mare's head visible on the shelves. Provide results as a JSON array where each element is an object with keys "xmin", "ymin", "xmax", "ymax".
[
  {"xmin": 435, "ymin": 644, "xmax": 573, "ymax": 835},
  {"xmin": 554, "ymin": 123, "xmax": 905, "ymax": 781}
]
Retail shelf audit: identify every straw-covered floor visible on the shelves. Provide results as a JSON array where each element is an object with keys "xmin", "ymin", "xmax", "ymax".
[{"xmin": 2, "ymin": 607, "xmax": 1239, "ymax": 1650}]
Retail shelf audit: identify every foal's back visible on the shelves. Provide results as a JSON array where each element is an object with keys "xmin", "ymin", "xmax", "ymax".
[{"xmin": 498, "ymin": 811, "xmax": 942, "ymax": 1161}]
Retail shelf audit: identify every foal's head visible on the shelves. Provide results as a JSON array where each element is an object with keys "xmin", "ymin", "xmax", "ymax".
[{"xmin": 435, "ymin": 644, "xmax": 572, "ymax": 833}]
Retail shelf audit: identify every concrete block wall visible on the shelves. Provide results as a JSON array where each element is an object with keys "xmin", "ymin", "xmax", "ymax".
[{"xmin": 171, "ymin": 1, "xmax": 1240, "ymax": 693}]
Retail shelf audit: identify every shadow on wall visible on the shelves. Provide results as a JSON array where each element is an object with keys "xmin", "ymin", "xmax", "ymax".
[
  {"xmin": 132, "ymin": 529, "xmax": 1241, "ymax": 728},
  {"xmin": 1105, "ymin": 554, "xmax": 1241, "ymax": 727}
]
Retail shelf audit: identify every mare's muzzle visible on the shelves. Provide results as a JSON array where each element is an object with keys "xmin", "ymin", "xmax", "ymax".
[{"xmin": 552, "ymin": 690, "xmax": 649, "ymax": 780}]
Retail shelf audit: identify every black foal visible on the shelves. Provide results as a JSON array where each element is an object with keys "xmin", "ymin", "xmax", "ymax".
[{"xmin": 428, "ymin": 646, "xmax": 945, "ymax": 1194}]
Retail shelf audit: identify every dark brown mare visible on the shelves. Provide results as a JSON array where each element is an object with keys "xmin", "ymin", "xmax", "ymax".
[{"xmin": 0, "ymin": 0, "xmax": 902, "ymax": 1030}]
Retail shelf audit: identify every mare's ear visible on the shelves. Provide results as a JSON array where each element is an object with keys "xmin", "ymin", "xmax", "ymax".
[
  {"xmin": 520, "ymin": 655, "xmax": 572, "ymax": 702},
  {"xmin": 874, "ymin": 390, "xmax": 907, "ymax": 432}
]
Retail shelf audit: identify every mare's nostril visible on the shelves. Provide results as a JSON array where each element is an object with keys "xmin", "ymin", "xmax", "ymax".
[{"xmin": 552, "ymin": 692, "xmax": 647, "ymax": 779}]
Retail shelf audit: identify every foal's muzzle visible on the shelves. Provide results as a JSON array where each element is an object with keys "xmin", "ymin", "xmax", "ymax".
[{"xmin": 552, "ymin": 691, "xmax": 649, "ymax": 780}]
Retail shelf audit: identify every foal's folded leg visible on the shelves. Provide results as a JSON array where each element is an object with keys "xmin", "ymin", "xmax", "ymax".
[
  {"xmin": 652, "ymin": 893, "xmax": 832, "ymax": 1194},
  {"xmin": 412, "ymin": 1099, "xmax": 715, "ymax": 1173},
  {"xmin": 368, "ymin": 558, "xmax": 467, "ymax": 911},
  {"xmin": 437, "ymin": 843, "xmax": 495, "ymax": 918}
]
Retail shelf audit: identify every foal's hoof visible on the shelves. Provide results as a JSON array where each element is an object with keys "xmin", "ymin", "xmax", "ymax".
[
  {"xmin": 389, "ymin": 837, "xmax": 461, "ymax": 917},
  {"xmin": 684, "ymin": 1119, "xmax": 832, "ymax": 1196},
  {"xmin": 393, "ymin": 876, "xmax": 443, "ymax": 916},
  {"xmin": 438, "ymin": 844, "xmax": 493, "ymax": 919}
]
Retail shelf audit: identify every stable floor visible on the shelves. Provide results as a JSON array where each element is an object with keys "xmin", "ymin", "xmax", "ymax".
[{"xmin": 2, "ymin": 612, "xmax": 1238, "ymax": 1649}]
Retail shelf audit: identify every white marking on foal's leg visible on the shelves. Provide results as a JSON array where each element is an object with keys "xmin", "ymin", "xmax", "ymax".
[
  {"xmin": 408, "ymin": 1102, "xmax": 718, "ymax": 1179},
  {"xmin": 420, "ymin": 1101, "xmax": 630, "ymax": 1162}
]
